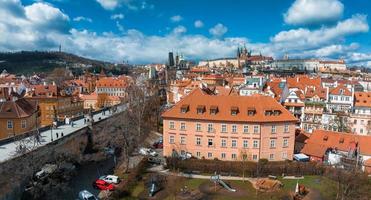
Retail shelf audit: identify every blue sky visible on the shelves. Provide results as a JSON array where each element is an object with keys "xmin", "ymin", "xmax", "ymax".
[{"xmin": 1, "ymin": 0, "xmax": 371, "ymax": 66}]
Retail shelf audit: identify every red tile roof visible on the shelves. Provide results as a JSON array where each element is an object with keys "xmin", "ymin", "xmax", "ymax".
[
  {"xmin": 301, "ymin": 130, "xmax": 371, "ymax": 157},
  {"xmin": 31, "ymin": 84, "xmax": 58, "ymax": 96},
  {"xmin": 354, "ymin": 92, "xmax": 371, "ymax": 107},
  {"xmin": 305, "ymin": 87, "xmax": 327, "ymax": 99},
  {"xmin": 329, "ymin": 84, "xmax": 352, "ymax": 96},
  {"xmin": 162, "ymin": 88, "xmax": 297, "ymax": 123},
  {"xmin": 0, "ymin": 98, "xmax": 38, "ymax": 118},
  {"xmin": 96, "ymin": 77, "xmax": 130, "ymax": 88}
]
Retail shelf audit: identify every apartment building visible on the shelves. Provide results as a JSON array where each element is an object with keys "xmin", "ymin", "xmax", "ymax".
[
  {"xmin": 349, "ymin": 92, "xmax": 371, "ymax": 135},
  {"xmin": 162, "ymin": 88, "xmax": 297, "ymax": 162}
]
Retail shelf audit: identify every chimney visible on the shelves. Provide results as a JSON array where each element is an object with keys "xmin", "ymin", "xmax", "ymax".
[
  {"xmin": 52, "ymin": 81, "xmax": 56, "ymax": 86},
  {"xmin": 43, "ymin": 82, "xmax": 47, "ymax": 86}
]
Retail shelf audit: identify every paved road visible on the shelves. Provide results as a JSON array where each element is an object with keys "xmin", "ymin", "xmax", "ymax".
[{"xmin": 0, "ymin": 104, "xmax": 127, "ymax": 163}]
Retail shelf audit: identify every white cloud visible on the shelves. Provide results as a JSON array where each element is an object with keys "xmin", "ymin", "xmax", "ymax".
[
  {"xmin": 284, "ymin": 0, "xmax": 344, "ymax": 25},
  {"xmin": 194, "ymin": 20, "xmax": 204, "ymax": 28},
  {"xmin": 0, "ymin": 0, "xmax": 370, "ymax": 66},
  {"xmin": 96, "ymin": 0, "xmax": 120, "ymax": 10},
  {"xmin": 209, "ymin": 23, "xmax": 228, "ymax": 37},
  {"xmin": 272, "ymin": 14, "xmax": 369, "ymax": 49},
  {"xmin": 170, "ymin": 15, "xmax": 183, "ymax": 22},
  {"xmin": 111, "ymin": 13, "xmax": 124, "ymax": 20},
  {"xmin": 116, "ymin": 21, "xmax": 124, "ymax": 32},
  {"xmin": 172, "ymin": 25, "xmax": 187, "ymax": 35},
  {"xmin": 96, "ymin": 0, "xmax": 153, "ymax": 11},
  {"xmin": 73, "ymin": 16, "xmax": 92, "ymax": 23}
]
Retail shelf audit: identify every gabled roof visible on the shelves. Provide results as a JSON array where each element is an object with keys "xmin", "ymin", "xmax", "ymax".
[
  {"xmin": 329, "ymin": 84, "xmax": 351, "ymax": 96},
  {"xmin": 162, "ymin": 88, "xmax": 297, "ymax": 123},
  {"xmin": 301, "ymin": 130, "xmax": 371, "ymax": 157},
  {"xmin": 287, "ymin": 75, "xmax": 321, "ymax": 90},
  {"xmin": 305, "ymin": 87, "xmax": 327, "ymax": 99},
  {"xmin": 354, "ymin": 92, "xmax": 371, "ymax": 107},
  {"xmin": 0, "ymin": 98, "xmax": 38, "ymax": 118}
]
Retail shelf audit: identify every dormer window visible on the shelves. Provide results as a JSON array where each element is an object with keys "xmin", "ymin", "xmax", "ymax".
[
  {"xmin": 231, "ymin": 106, "xmax": 239, "ymax": 116},
  {"xmin": 323, "ymin": 135, "xmax": 328, "ymax": 141},
  {"xmin": 210, "ymin": 105, "xmax": 218, "ymax": 115},
  {"xmin": 273, "ymin": 110, "xmax": 282, "ymax": 116},
  {"xmin": 180, "ymin": 104, "xmax": 189, "ymax": 113},
  {"xmin": 265, "ymin": 110, "xmax": 273, "ymax": 116},
  {"xmin": 197, "ymin": 105, "xmax": 205, "ymax": 114},
  {"xmin": 247, "ymin": 107, "xmax": 256, "ymax": 116},
  {"xmin": 339, "ymin": 137, "xmax": 344, "ymax": 143}
]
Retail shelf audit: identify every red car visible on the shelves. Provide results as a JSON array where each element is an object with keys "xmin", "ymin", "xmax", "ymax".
[
  {"xmin": 153, "ymin": 142, "xmax": 163, "ymax": 149},
  {"xmin": 92, "ymin": 179, "xmax": 115, "ymax": 191}
]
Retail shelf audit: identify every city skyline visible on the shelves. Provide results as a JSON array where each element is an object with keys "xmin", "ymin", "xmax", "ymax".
[{"xmin": 1, "ymin": 0, "xmax": 371, "ymax": 66}]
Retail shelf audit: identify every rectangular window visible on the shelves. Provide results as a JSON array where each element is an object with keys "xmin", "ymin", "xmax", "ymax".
[
  {"xmin": 254, "ymin": 125, "xmax": 259, "ymax": 134},
  {"xmin": 253, "ymin": 140, "xmax": 259, "ymax": 148},
  {"xmin": 208, "ymin": 152, "xmax": 213, "ymax": 158},
  {"xmin": 196, "ymin": 152, "xmax": 201, "ymax": 158},
  {"xmin": 221, "ymin": 139, "xmax": 226, "ymax": 147},
  {"xmin": 196, "ymin": 137, "xmax": 201, "ymax": 145},
  {"xmin": 243, "ymin": 125, "xmax": 249, "ymax": 133},
  {"xmin": 7, "ymin": 120, "xmax": 13, "ymax": 129},
  {"xmin": 169, "ymin": 121, "xmax": 175, "ymax": 129},
  {"xmin": 282, "ymin": 152, "xmax": 287, "ymax": 159},
  {"xmin": 284, "ymin": 124, "xmax": 289, "ymax": 133},
  {"xmin": 243, "ymin": 140, "xmax": 248, "ymax": 148},
  {"xmin": 208, "ymin": 138, "xmax": 213, "ymax": 147},
  {"xmin": 271, "ymin": 125, "xmax": 276, "ymax": 133},
  {"xmin": 231, "ymin": 153, "xmax": 237, "ymax": 160},
  {"xmin": 169, "ymin": 135, "xmax": 175, "ymax": 144},
  {"xmin": 221, "ymin": 153, "xmax": 226, "ymax": 159},
  {"xmin": 283, "ymin": 139, "xmax": 288, "ymax": 147},
  {"xmin": 269, "ymin": 153, "xmax": 274, "ymax": 161},
  {"xmin": 180, "ymin": 136, "xmax": 186, "ymax": 144},
  {"xmin": 21, "ymin": 120, "xmax": 27, "ymax": 129},
  {"xmin": 231, "ymin": 140, "xmax": 237, "ymax": 148},
  {"xmin": 232, "ymin": 125, "xmax": 237, "ymax": 133},
  {"xmin": 270, "ymin": 139, "xmax": 276, "ymax": 148},
  {"xmin": 196, "ymin": 123, "xmax": 201, "ymax": 131},
  {"xmin": 180, "ymin": 122, "xmax": 186, "ymax": 130},
  {"xmin": 208, "ymin": 124, "xmax": 214, "ymax": 133},
  {"xmin": 253, "ymin": 154, "xmax": 258, "ymax": 161},
  {"xmin": 221, "ymin": 124, "xmax": 227, "ymax": 133}
]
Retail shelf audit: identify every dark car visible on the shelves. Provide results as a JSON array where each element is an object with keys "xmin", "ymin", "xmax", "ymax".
[{"xmin": 92, "ymin": 179, "xmax": 115, "ymax": 191}]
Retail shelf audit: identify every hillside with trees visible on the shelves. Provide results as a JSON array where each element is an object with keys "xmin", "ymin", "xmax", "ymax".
[{"xmin": 0, "ymin": 51, "xmax": 129, "ymax": 75}]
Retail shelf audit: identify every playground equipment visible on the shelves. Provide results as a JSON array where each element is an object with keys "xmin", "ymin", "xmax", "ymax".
[{"xmin": 210, "ymin": 174, "xmax": 236, "ymax": 192}]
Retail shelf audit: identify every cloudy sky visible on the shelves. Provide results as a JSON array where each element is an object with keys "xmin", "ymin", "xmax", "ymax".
[{"xmin": 1, "ymin": 0, "xmax": 371, "ymax": 66}]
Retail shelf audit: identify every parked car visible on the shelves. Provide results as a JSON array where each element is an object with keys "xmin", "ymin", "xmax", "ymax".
[
  {"xmin": 35, "ymin": 164, "xmax": 58, "ymax": 180},
  {"xmin": 152, "ymin": 141, "xmax": 163, "ymax": 149},
  {"xmin": 179, "ymin": 152, "xmax": 192, "ymax": 160},
  {"xmin": 92, "ymin": 179, "xmax": 115, "ymax": 191},
  {"xmin": 99, "ymin": 175, "xmax": 120, "ymax": 184},
  {"xmin": 139, "ymin": 148, "xmax": 158, "ymax": 157},
  {"xmin": 78, "ymin": 190, "xmax": 98, "ymax": 200}
]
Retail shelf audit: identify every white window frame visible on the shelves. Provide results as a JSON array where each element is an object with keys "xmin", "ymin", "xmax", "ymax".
[
  {"xmin": 21, "ymin": 120, "xmax": 27, "ymax": 129},
  {"xmin": 243, "ymin": 125, "xmax": 249, "ymax": 133},
  {"xmin": 232, "ymin": 124, "xmax": 237, "ymax": 133},
  {"xmin": 221, "ymin": 124, "xmax": 227, "ymax": 133},
  {"xmin": 169, "ymin": 135, "xmax": 175, "ymax": 144}
]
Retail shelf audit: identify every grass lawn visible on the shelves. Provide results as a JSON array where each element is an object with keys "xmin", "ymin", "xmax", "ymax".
[
  {"xmin": 131, "ymin": 181, "xmax": 145, "ymax": 197},
  {"xmin": 183, "ymin": 178, "xmax": 208, "ymax": 190},
  {"xmin": 279, "ymin": 176, "xmax": 337, "ymax": 200}
]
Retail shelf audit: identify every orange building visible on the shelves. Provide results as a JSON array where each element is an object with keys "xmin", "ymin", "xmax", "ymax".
[
  {"xmin": 162, "ymin": 88, "xmax": 297, "ymax": 161},
  {"xmin": 0, "ymin": 98, "xmax": 40, "ymax": 140},
  {"xmin": 27, "ymin": 84, "xmax": 84, "ymax": 126}
]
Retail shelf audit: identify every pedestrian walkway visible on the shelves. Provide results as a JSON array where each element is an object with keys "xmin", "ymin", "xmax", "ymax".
[
  {"xmin": 0, "ymin": 105, "xmax": 127, "ymax": 163},
  {"xmin": 148, "ymin": 165, "xmax": 256, "ymax": 183}
]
